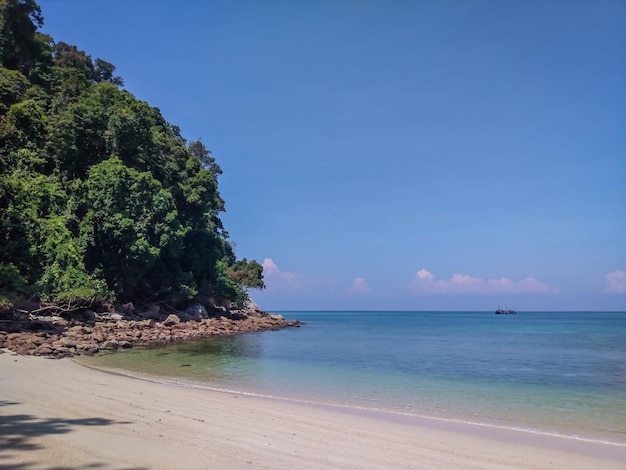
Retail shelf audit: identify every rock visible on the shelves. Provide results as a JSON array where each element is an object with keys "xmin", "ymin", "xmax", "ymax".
[
  {"xmin": 82, "ymin": 310, "xmax": 96, "ymax": 322},
  {"xmin": 30, "ymin": 319, "xmax": 49, "ymax": 331},
  {"xmin": 15, "ymin": 345, "xmax": 33, "ymax": 355},
  {"xmin": 0, "ymin": 302, "xmax": 301, "ymax": 358},
  {"xmin": 244, "ymin": 298, "xmax": 263, "ymax": 313},
  {"xmin": 60, "ymin": 337, "xmax": 75, "ymax": 347},
  {"xmin": 100, "ymin": 340, "xmax": 119, "ymax": 350},
  {"xmin": 92, "ymin": 325, "xmax": 106, "ymax": 342},
  {"xmin": 229, "ymin": 311, "xmax": 248, "ymax": 321},
  {"xmin": 163, "ymin": 314, "xmax": 180, "ymax": 326},
  {"xmin": 213, "ymin": 306, "xmax": 227, "ymax": 316},
  {"xmin": 185, "ymin": 304, "xmax": 208, "ymax": 321},
  {"xmin": 95, "ymin": 312, "xmax": 123, "ymax": 321},
  {"xmin": 50, "ymin": 316, "xmax": 68, "ymax": 326},
  {"xmin": 148, "ymin": 304, "xmax": 161, "ymax": 319},
  {"xmin": 36, "ymin": 345, "xmax": 54, "ymax": 355},
  {"xmin": 55, "ymin": 346, "xmax": 71, "ymax": 355}
]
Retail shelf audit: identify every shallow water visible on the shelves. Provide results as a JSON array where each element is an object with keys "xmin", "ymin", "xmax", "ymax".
[{"xmin": 78, "ymin": 311, "xmax": 626, "ymax": 445}]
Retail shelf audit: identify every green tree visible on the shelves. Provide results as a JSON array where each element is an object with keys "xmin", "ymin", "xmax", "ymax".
[
  {"xmin": 188, "ymin": 139, "xmax": 222, "ymax": 178},
  {"xmin": 0, "ymin": 66, "xmax": 29, "ymax": 113},
  {"xmin": 0, "ymin": 0, "xmax": 44, "ymax": 73},
  {"xmin": 227, "ymin": 258, "xmax": 265, "ymax": 290},
  {"xmin": 3, "ymin": 98, "xmax": 46, "ymax": 148},
  {"xmin": 37, "ymin": 214, "xmax": 108, "ymax": 303},
  {"xmin": 94, "ymin": 58, "xmax": 123, "ymax": 86},
  {"xmin": 81, "ymin": 157, "xmax": 180, "ymax": 301}
]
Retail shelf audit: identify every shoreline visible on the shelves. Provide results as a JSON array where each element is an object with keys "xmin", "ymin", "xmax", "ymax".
[
  {"xmin": 1, "ymin": 351, "xmax": 624, "ymax": 469},
  {"xmin": 77, "ymin": 360, "xmax": 626, "ymax": 450}
]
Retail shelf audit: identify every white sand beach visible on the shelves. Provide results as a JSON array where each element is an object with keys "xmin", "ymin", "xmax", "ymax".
[{"xmin": 0, "ymin": 351, "xmax": 624, "ymax": 469}]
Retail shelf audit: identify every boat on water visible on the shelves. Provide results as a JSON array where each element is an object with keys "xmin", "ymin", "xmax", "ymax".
[{"xmin": 495, "ymin": 306, "xmax": 516, "ymax": 314}]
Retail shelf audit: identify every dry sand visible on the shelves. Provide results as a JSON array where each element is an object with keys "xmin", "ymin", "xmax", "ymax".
[{"xmin": 1, "ymin": 350, "xmax": 624, "ymax": 469}]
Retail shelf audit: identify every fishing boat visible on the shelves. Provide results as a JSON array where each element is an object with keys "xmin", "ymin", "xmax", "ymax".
[{"xmin": 495, "ymin": 306, "xmax": 516, "ymax": 314}]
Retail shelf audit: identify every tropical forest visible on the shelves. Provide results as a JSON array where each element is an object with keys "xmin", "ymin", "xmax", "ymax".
[{"xmin": 0, "ymin": 0, "xmax": 264, "ymax": 316}]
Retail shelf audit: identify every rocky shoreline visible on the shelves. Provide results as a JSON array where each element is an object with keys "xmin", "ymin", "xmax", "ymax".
[{"xmin": 0, "ymin": 300, "xmax": 301, "ymax": 359}]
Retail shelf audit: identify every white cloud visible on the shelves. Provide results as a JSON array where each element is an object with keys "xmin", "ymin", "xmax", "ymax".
[
  {"xmin": 410, "ymin": 268, "xmax": 556, "ymax": 294},
  {"xmin": 604, "ymin": 270, "xmax": 626, "ymax": 293},
  {"xmin": 262, "ymin": 258, "xmax": 298, "ymax": 281},
  {"xmin": 261, "ymin": 258, "xmax": 312, "ymax": 293},
  {"xmin": 348, "ymin": 277, "xmax": 370, "ymax": 294},
  {"xmin": 416, "ymin": 268, "xmax": 434, "ymax": 282}
]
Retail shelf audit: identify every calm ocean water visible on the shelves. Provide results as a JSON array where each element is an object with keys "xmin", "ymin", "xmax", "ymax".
[{"xmin": 79, "ymin": 311, "xmax": 626, "ymax": 445}]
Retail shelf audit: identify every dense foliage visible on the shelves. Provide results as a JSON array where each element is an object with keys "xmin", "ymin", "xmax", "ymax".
[{"xmin": 0, "ymin": 0, "xmax": 264, "ymax": 312}]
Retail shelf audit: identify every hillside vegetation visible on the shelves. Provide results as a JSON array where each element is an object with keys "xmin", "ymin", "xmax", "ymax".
[{"xmin": 0, "ymin": 0, "xmax": 264, "ymax": 314}]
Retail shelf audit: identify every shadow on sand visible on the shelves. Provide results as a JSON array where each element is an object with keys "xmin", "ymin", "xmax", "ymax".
[{"xmin": 0, "ymin": 401, "xmax": 145, "ymax": 470}]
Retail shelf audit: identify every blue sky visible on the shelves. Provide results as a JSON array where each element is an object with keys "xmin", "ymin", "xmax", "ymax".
[{"xmin": 39, "ymin": 0, "xmax": 625, "ymax": 311}]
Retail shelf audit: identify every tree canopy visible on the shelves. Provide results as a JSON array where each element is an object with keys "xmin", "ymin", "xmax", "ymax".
[{"xmin": 0, "ymin": 0, "xmax": 264, "ymax": 312}]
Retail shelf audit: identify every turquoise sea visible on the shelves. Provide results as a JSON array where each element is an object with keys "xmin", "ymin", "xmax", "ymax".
[{"xmin": 79, "ymin": 311, "xmax": 626, "ymax": 446}]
